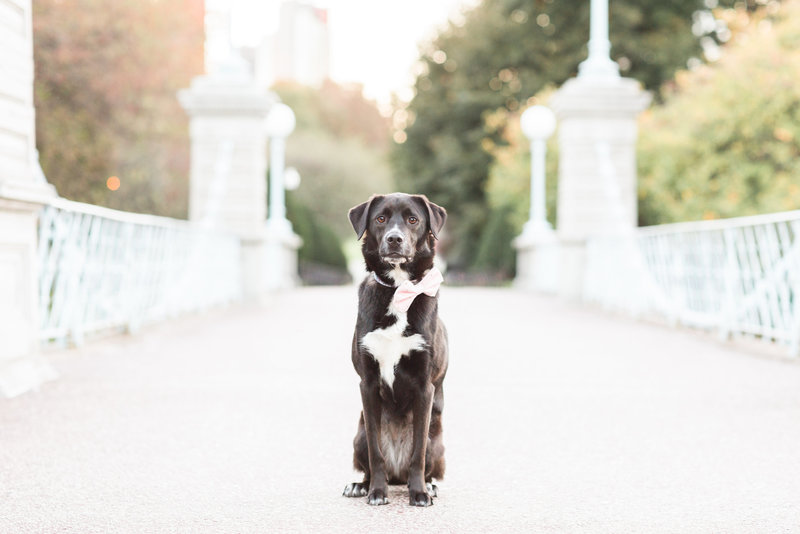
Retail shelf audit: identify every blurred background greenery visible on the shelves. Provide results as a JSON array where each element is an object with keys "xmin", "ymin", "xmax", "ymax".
[{"xmin": 33, "ymin": 0, "xmax": 797, "ymax": 285}]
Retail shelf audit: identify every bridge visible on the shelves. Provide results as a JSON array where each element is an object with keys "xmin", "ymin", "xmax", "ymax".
[
  {"xmin": 2, "ymin": 1, "xmax": 799, "ymax": 532},
  {"xmin": 2, "ymin": 287, "xmax": 799, "ymax": 532}
]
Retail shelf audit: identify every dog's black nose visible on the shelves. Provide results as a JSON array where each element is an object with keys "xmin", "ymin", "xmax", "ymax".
[{"xmin": 386, "ymin": 234, "xmax": 404, "ymax": 245}]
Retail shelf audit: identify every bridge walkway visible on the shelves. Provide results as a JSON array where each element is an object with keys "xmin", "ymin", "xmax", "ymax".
[{"xmin": 1, "ymin": 287, "xmax": 798, "ymax": 532}]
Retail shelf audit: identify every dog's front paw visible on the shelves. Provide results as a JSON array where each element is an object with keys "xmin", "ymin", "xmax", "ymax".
[
  {"xmin": 367, "ymin": 487, "xmax": 389, "ymax": 506},
  {"xmin": 409, "ymin": 489, "xmax": 433, "ymax": 507},
  {"xmin": 426, "ymin": 482, "xmax": 438, "ymax": 498},
  {"xmin": 343, "ymin": 482, "xmax": 368, "ymax": 498}
]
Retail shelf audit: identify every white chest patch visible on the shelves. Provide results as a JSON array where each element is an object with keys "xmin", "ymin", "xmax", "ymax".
[
  {"xmin": 361, "ymin": 309, "xmax": 425, "ymax": 388},
  {"xmin": 385, "ymin": 265, "xmax": 410, "ymax": 284}
]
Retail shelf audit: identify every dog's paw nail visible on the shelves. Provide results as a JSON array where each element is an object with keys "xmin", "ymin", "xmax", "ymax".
[
  {"xmin": 344, "ymin": 482, "xmax": 369, "ymax": 498},
  {"xmin": 410, "ymin": 491, "xmax": 433, "ymax": 507},
  {"xmin": 367, "ymin": 489, "xmax": 388, "ymax": 505}
]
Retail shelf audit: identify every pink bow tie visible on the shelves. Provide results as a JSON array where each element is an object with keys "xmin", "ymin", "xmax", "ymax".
[{"xmin": 392, "ymin": 268, "xmax": 444, "ymax": 313}]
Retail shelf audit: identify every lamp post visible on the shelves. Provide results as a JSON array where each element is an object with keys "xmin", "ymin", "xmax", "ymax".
[
  {"xmin": 578, "ymin": 0, "xmax": 619, "ymax": 79},
  {"xmin": 284, "ymin": 167, "xmax": 301, "ymax": 191},
  {"xmin": 265, "ymin": 103, "xmax": 296, "ymax": 232},
  {"xmin": 262, "ymin": 102, "xmax": 302, "ymax": 290},
  {"xmin": 513, "ymin": 105, "xmax": 559, "ymax": 292},
  {"xmin": 519, "ymin": 105, "xmax": 557, "ymax": 238}
]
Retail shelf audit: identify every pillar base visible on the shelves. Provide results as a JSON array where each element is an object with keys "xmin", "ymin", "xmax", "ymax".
[
  {"xmin": 0, "ymin": 356, "xmax": 58, "ymax": 398},
  {"xmin": 0, "ymin": 184, "xmax": 58, "ymax": 398},
  {"xmin": 513, "ymin": 227, "xmax": 559, "ymax": 293},
  {"xmin": 557, "ymin": 239, "xmax": 587, "ymax": 301},
  {"xmin": 264, "ymin": 220, "xmax": 302, "ymax": 291},
  {"xmin": 239, "ymin": 222, "xmax": 303, "ymax": 300}
]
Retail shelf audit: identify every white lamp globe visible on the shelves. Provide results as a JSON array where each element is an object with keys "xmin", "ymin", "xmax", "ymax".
[
  {"xmin": 284, "ymin": 167, "xmax": 301, "ymax": 191},
  {"xmin": 520, "ymin": 105, "xmax": 556, "ymax": 140},
  {"xmin": 265, "ymin": 103, "xmax": 296, "ymax": 138}
]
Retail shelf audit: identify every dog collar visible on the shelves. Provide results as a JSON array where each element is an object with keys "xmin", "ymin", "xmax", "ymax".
[{"xmin": 372, "ymin": 272, "xmax": 394, "ymax": 287}]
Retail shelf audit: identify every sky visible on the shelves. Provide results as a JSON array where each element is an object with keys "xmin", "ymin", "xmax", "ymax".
[{"xmin": 231, "ymin": 0, "xmax": 478, "ymax": 105}]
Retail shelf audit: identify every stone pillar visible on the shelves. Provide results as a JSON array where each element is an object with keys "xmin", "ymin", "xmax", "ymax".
[
  {"xmin": 550, "ymin": 76, "xmax": 650, "ymax": 299},
  {"xmin": 0, "ymin": 0, "xmax": 58, "ymax": 397},
  {"xmin": 179, "ymin": 70, "xmax": 279, "ymax": 301}
]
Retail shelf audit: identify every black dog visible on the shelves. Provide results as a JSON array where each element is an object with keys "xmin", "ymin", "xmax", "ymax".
[{"xmin": 342, "ymin": 193, "xmax": 448, "ymax": 507}]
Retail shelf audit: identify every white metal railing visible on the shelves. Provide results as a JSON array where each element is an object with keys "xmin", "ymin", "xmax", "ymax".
[
  {"xmin": 38, "ymin": 197, "xmax": 242, "ymax": 347},
  {"xmin": 584, "ymin": 210, "xmax": 800, "ymax": 356}
]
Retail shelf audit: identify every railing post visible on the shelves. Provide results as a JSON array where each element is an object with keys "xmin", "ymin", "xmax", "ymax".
[
  {"xmin": 790, "ymin": 221, "xmax": 800, "ymax": 357},
  {"xmin": 0, "ymin": 0, "xmax": 58, "ymax": 397},
  {"xmin": 719, "ymin": 228, "xmax": 738, "ymax": 342}
]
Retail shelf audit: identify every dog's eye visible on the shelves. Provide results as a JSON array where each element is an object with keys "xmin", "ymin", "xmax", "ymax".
[
  {"xmin": 408, "ymin": 216, "xmax": 418, "ymax": 225},
  {"xmin": 376, "ymin": 215, "xmax": 386, "ymax": 224}
]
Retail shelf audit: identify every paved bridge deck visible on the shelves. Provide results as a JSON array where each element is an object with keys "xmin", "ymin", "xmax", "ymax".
[{"xmin": 2, "ymin": 287, "xmax": 799, "ymax": 533}]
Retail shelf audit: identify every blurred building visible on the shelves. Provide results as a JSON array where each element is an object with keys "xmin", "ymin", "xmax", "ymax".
[{"xmin": 254, "ymin": 1, "xmax": 330, "ymax": 88}]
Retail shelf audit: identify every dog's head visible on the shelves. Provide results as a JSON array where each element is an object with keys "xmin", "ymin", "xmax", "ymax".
[{"xmin": 348, "ymin": 193, "xmax": 446, "ymax": 275}]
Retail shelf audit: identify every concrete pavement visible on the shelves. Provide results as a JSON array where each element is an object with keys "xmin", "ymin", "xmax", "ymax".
[{"xmin": 1, "ymin": 287, "xmax": 799, "ymax": 533}]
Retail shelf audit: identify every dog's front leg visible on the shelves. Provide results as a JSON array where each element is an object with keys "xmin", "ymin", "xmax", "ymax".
[
  {"xmin": 408, "ymin": 382, "xmax": 435, "ymax": 506},
  {"xmin": 359, "ymin": 380, "xmax": 388, "ymax": 505}
]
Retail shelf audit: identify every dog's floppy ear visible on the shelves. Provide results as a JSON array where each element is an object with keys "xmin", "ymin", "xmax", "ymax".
[
  {"xmin": 348, "ymin": 195, "xmax": 381, "ymax": 239},
  {"xmin": 416, "ymin": 195, "xmax": 447, "ymax": 239}
]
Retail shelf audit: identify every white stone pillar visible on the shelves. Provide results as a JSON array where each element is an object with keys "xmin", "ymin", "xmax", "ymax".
[
  {"xmin": 0, "ymin": 0, "xmax": 58, "ymax": 397},
  {"xmin": 551, "ymin": 78, "xmax": 650, "ymax": 299},
  {"xmin": 179, "ymin": 71, "xmax": 279, "ymax": 301},
  {"xmin": 550, "ymin": 0, "xmax": 651, "ymax": 300}
]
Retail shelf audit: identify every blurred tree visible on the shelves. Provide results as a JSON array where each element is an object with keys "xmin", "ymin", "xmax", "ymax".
[
  {"xmin": 392, "ymin": 0, "xmax": 757, "ymax": 270},
  {"xmin": 273, "ymin": 82, "xmax": 394, "ymax": 239},
  {"xmin": 286, "ymin": 191, "xmax": 351, "ymax": 285},
  {"xmin": 638, "ymin": 1, "xmax": 800, "ymax": 225},
  {"xmin": 477, "ymin": 1, "xmax": 793, "ymax": 275},
  {"xmin": 33, "ymin": 0, "xmax": 204, "ymax": 217},
  {"xmin": 480, "ymin": 102, "xmax": 559, "ymax": 276}
]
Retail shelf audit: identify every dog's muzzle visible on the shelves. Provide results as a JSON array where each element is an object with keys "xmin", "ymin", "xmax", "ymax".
[{"xmin": 380, "ymin": 228, "xmax": 410, "ymax": 264}]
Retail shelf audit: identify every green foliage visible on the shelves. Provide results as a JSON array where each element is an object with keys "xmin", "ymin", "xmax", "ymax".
[
  {"xmin": 286, "ymin": 192, "xmax": 348, "ymax": 269},
  {"xmin": 476, "ymin": 103, "xmax": 560, "ymax": 274},
  {"xmin": 638, "ymin": 3, "xmax": 800, "ymax": 225},
  {"xmin": 275, "ymin": 80, "xmax": 390, "ymax": 149},
  {"xmin": 471, "ymin": 206, "xmax": 517, "ymax": 276},
  {"xmin": 33, "ymin": 0, "xmax": 204, "ymax": 217},
  {"xmin": 392, "ymin": 0, "xmax": 744, "ymax": 270},
  {"xmin": 272, "ymin": 82, "xmax": 394, "ymax": 239},
  {"xmin": 272, "ymin": 81, "xmax": 393, "ymax": 284},
  {"xmin": 484, "ymin": 104, "xmax": 559, "ymax": 230}
]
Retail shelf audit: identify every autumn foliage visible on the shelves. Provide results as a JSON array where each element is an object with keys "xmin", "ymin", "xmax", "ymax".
[
  {"xmin": 33, "ymin": 0, "xmax": 204, "ymax": 217},
  {"xmin": 638, "ymin": 1, "xmax": 800, "ymax": 225}
]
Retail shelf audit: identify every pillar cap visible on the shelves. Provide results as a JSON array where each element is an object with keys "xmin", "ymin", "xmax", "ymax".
[
  {"xmin": 178, "ymin": 76, "xmax": 277, "ymax": 116},
  {"xmin": 551, "ymin": 76, "xmax": 651, "ymax": 118},
  {"xmin": 0, "ymin": 179, "xmax": 57, "ymax": 208}
]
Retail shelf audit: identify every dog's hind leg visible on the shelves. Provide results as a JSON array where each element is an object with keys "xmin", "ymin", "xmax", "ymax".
[{"xmin": 343, "ymin": 412, "xmax": 370, "ymax": 498}]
